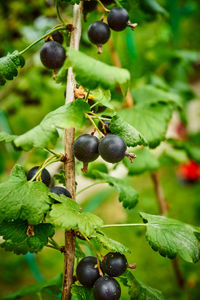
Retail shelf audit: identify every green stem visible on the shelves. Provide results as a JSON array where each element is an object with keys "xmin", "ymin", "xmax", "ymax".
[
  {"xmin": 46, "ymin": 244, "xmax": 60, "ymax": 251},
  {"xmin": 76, "ymin": 181, "xmax": 105, "ymax": 196},
  {"xmin": 89, "ymin": 111, "xmax": 107, "ymax": 135},
  {"xmin": 102, "ymin": 223, "xmax": 147, "ymax": 228},
  {"xmin": 19, "ymin": 26, "xmax": 66, "ymax": 55},
  {"xmin": 56, "ymin": 0, "xmax": 66, "ymax": 24},
  {"xmin": 114, "ymin": 0, "xmax": 122, "ymax": 7},
  {"xmin": 97, "ymin": 0, "xmax": 110, "ymax": 12},
  {"xmin": 30, "ymin": 156, "xmax": 62, "ymax": 182},
  {"xmin": 81, "ymin": 233, "xmax": 103, "ymax": 276},
  {"xmin": 49, "ymin": 237, "xmax": 60, "ymax": 249},
  {"xmin": 45, "ymin": 148, "xmax": 63, "ymax": 158},
  {"xmin": 86, "ymin": 113, "xmax": 104, "ymax": 137},
  {"xmin": 37, "ymin": 292, "xmax": 43, "ymax": 300}
]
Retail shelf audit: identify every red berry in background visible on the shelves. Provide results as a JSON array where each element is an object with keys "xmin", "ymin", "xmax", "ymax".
[{"xmin": 178, "ymin": 160, "xmax": 200, "ymax": 183}]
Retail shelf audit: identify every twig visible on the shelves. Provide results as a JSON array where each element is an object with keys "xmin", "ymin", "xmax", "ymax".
[
  {"xmin": 62, "ymin": 2, "xmax": 83, "ymax": 300},
  {"xmin": 108, "ymin": 39, "xmax": 134, "ymax": 107},
  {"xmin": 151, "ymin": 171, "xmax": 185, "ymax": 289},
  {"xmin": 151, "ymin": 172, "xmax": 168, "ymax": 215}
]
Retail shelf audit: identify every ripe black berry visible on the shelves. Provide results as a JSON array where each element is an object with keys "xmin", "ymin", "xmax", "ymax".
[
  {"xmin": 76, "ymin": 256, "xmax": 101, "ymax": 287},
  {"xmin": 102, "ymin": 252, "xmax": 128, "ymax": 277},
  {"xmin": 107, "ymin": 7, "xmax": 129, "ymax": 31},
  {"xmin": 93, "ymin": 276, "xmax": 121, "ymax": 300},
  {"xmin": 88, "ymin": 21, "xmax": 110, "ymax": 52},
  {"xmin": 46, "ymin": 30, "xmax": 64, "ymax": 44},
  {"xmin": 98, "ymin": 117, "xmax": 111, "ymax": 134},
  {"xmin": 73, "ymin": 134, "xmax": 99, "ymax": 163},
  {"xmin": 40, "ymin": 41, "xmax": 66, "ymax": 69},
  {"xmin": 99, "ymin": 134, "xmax": 127, "ymax": 163},
  {"xmin": 26, "ymin": 166, "xmax": 51, "ymax": 187},
  {"xmin": 83, "ymin": 0, "xmax": 97, "ymax": 13},
  {"xmin": 50, "ymin": 186, "xmax": 72, "ymax": 199}
]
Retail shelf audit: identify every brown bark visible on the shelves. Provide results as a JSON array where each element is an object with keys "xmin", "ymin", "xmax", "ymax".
[
  {"xmin": 62, "ymin": 3, "xmax": 83, "ymax": 300},
  {"xmin": 151, "ymin": 172, "xmax": 168, "ymax": 216}
]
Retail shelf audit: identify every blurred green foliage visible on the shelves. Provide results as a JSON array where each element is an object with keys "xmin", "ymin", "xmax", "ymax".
[{"xmin": 0, "ymin": 0, "xmax": 200, "ymax": 299}]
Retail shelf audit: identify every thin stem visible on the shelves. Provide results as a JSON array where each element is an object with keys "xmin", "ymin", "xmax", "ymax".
[
  {"xmin": 86, "ymin": 113, "xmax": 104, "ymax": 137},
  {"xmin": 19, "ymin": 26, "xmax": 66, "ymax": 55},
  {"xmin": 108, "ymin": 39, "xmax": 134, "ymax": 107},
  {"xmin": 45, "ymin": 148, "xmax": 63, "ymax": 158},
  {"xmin": 114, "ymin": 0, "xmax": 122, "ymax": 7},
  {"xmin": 151, "ymin": 172, "xmax": 168, "ymax": 216},
  {"xmin": 89, "ymin": 111, "xmax": 107, "ymax": 134},
  {"xmin": 46, "ymin": 244, "xmax": 60, "ymax": 251},
  {"xmin": 62, "ymin": 3, "xmax": 83, "ymax": 300},
  {"xmin": 49, "ymin": 237, "xmax": 60, "ymax": 249},
  {"xmin": 102, "ymin": 223, "xmax": 147, "ymax": 228},
  {"xmin": 56, "ymin": 0, "xmax": 66, "ymax": 24},
  {"xmin": 37, "ymin": 292, "xmax": 43, "ymax": 300},
  {"xmin": 81, "ymin": 233, "xmax": 103, "ymax": 276},
  {"xmin": 151, "ymin": 171, "xmax": 185, "ymax": 289},
  {"xmin": 97, "ymin": 0, "xmax": 110, "ymax": 12},
  {"xmin": 30, "ymin": 155, "xmax": 61, "ymax": 182},
  {"xmin": 85, "ymin": 89, "xmax": 90, "ymax": 101},
  {"xmin": 76, "ymin": 181, "xmax": 105, "ymax": 196}
]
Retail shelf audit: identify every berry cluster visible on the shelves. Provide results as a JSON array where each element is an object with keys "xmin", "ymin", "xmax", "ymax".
[
  {"xmin": 40, "ymin": 30, "xmax": 66, "ymax": 70},
  {"xmin": 26, "ymin": 166, "xmax": 72, "ymax": 200},
  {"xmin": 86, "ymin": 2, "xmax": 137, "ymax": 53},
  {"xmin": 76, "ymin": 252, "xmax": 128, "ymax": 300},
  {"xmin": 73, "ymin": 133, "xmax": 127, "ymax": 171}
]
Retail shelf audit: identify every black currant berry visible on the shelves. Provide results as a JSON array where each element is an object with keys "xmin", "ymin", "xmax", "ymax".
[
  {"xmin": 88, "ymin": 21, "xmax": 110, "ymax": 52},
  {"xmin": 50, "ymin": 186, "xmax": 72, "ymax": 198},
  {"xmin": 99, "ymin": 134, "xmax": 127, "ymax": 163},
  {"xmin": 93, "ymin": 276, "xmax": 121, "ymax": 300},
  {"xmin": 107, "ymin": 7, "xmax": 129, "ymax": 31},
  {"xmin": 73, "ymin": 134, "xmax": 99, "ymax": 163},
  {"xmin": 46, "ymin": 30, "xmax": 64, "ymax": 44},
  {"xmin": 76, "ymin": 256, "xmax": 101, "ymax": 287},
  {"xmin": 40, "ymin": 41, "xmax": 66, "ymax": 69},
  {"xmin": 102, "ymin": 252, "xmax": 128, "ymax": 277},
  {"xmin": 98, "ymin": 118, "xmax": 111, "ymax": 134},
  {"xmin": 83, "ymin": 0, "xmax": 97, "ymax": 13},
  {"xmin": 26, "ymin": 166, "xmax": 51, "ymax": 187}
]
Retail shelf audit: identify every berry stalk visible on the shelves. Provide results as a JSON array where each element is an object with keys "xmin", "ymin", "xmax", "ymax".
[{"xmin": 62, "ymin": 2, "xmax": 83, "ymax": 300}]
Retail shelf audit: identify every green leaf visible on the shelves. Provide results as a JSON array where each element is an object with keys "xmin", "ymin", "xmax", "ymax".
[
  {"xmin": 0, "ymin": 165, "xmax": 51, "ymax": 224},
  {"xmin": 0, "ymin": 51, "xmax": 25, "ymax": 86},
  {"xmin": 71, "ymin": 284, "xmax": 94, "ymax": 300},
  {"xmin": 120, "ymin": 270, "xmax": 164, "ymax": 300},
  {"xmin": 140, "ymin": 0, "xmax": 169, "ymax": 17},
  {"xmin": 119, "ymin": 104, "xmax": 172, "ymax": 148},
  {"xmin": 12, "ymin": 99, "xmax": 90, "ymax": 151},
  {"xmin": 48, "ymin": 195, "xmax": 103, "ymax": 237},
  {"xmin": 123, "ymin": 148, "xmax": 160, "ymax": 175},
  {"xmin": 161, "ymin": 147, "xmax": 188, "ymax": 163},
  {"xmin": 64, "ymin": 48, "xmax": 130, "ymax": 95},
  {"xmin": 110, "ymin": 115, "xmax": 147, "ymax": 147},
  {"xmin": 93, "ymin": 232, "xmax": 131, "ymax": 254},
  {"xmin": 168, "ymin": 139, "xmax": 200, "ymax": 164},
  {"xmin": 84, "ymin": 162, "xmax": 109, "ymax": 179},
  {"xmin": 53, "ymin": 169, "xmax": 66, "ymax": 185},
  {"xmin": 94, "ymin": 171, "xmax": 139, "ymax": 209},
  {"xmin": 90, "ymin": 88, "xmax": 113, "ymax": 109},
  {"xmin": 0, "ymin": 132, "xmax": 17, "ymax": 143},
  {"xmin": 0, "ymin": 220, "xmax": 55, "ymax": 255},
  {"xmin": 132, "ymin": 85, "xmax": 182, "ymax": 108},
  {"xmin": 140, "ymin": 213, "xmax": 200, "ymax": 263},
  {"xmin": 3, "ymin": 274, "xmax": 62, "ymax": 299}
]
